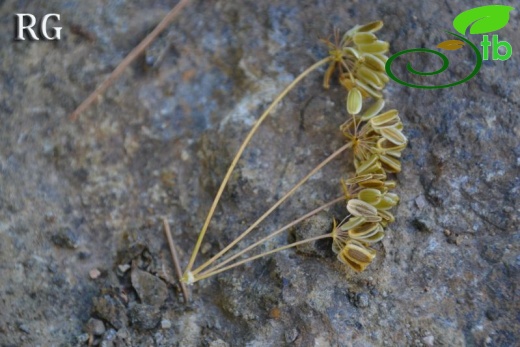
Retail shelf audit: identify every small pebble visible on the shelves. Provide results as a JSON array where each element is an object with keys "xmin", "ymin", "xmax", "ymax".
[
  {"xmin": 85, "ymin": 318, "xmax": 105, "ymax": 336},
  {"xmin": 100, "ymin": 328, "xmax": 117, "ymax": 347},
  {"xmin": 285, "ymin": 328, "xmax": 299, "ymax": 343},
  {"xmin": 129, "ymin": 304, "xmax": 161, "ymax": 330},
  {"xmin": 50, "ymin": 228, "xmax": 79, "ymax": 249},
  {"xmin": 92, "ymin": 295, "xmax": 128, "ymax": 329},
  {"xmin": 117, "ymin": 264, "xmax": 131, "ymax": 275},
  {"xmin": 415, "ymin": 195, "xmax": 426, "ymax": 209},
  {"xmin": 412, "ymin": 216, "xmax": 434, "ymax": 233},
  {"xmin": 119, "ymin": 264, "xmax": 131, "ymax": 272},
  {"xmin": 89, "ymin": 269, "xmax": 101, "ymax": 279},
  {"xmin": 422, "ymin": 335, "xmax": 434, "ymax": 346},
  {"xmin": 131, "ymin": 267, "xmax": 168, "ymax": 306},
  {"xmin": 161, "ymin": 319, "xmax": 172, "ymax": 329},
  {"xmin": 76, "ymin": 333, "xmax": 90, "ymax": 343},
  {"xmin": 355, "ymin": 293, "xmax": 369, "ymax": 308},
  {"xmin": 116, "ymin": 328, "xmax": 129, "ymax": 339},
  {"xmin": 18, "ymin": 323, "xmax": 30, "ymax": 334},
  {"xmin": 201, "ymin": 242, "xmax": 212, "ymax": 254}
]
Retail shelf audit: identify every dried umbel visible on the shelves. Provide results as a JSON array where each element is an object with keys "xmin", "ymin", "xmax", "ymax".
[
  {"xmin": 322, "ymin": 21, "xmax": 390, "ymax": 98},
  {"xmin": 171, "ymin": 21, "xmax": 405, "ymax": 295},
  {"xmin": 331, "ymin": 60, "xmax": 407, "ymax": 272}
]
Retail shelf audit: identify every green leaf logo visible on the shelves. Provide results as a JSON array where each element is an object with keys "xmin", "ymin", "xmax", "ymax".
[{"xmin": 453, "ymin": 5, "xmax": 514, "ymax": 35}]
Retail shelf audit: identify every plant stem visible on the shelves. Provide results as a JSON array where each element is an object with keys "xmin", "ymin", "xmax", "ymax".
[
  {"xmin": 190, "ymin": 141, "xmax": 353, "ymax": 277},
  {"xmin": 202, "ymin": 196, "xmax": 344, "ymax": 275},
  {"xmin": 69, "ymin": 0, "xmax": 191, "ymax": 121},
  {"xmin": 183, "ymin": 57, "xmax": 332, "ymax": 276},
  {"xmin": 162, "ymin": 217, "xmax": 190, "ymax": 303},
  {"xmin": 194, "ymin": 233, "xmax": 333, "ymax": 282}
]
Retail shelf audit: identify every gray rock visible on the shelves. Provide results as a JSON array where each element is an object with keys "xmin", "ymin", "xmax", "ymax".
[
  {"xmin": 412, "ymin": 215, "xmax": 435, "ymax": 233},
  {"xmin": 285, "ymin": 328, "xmax": 299, "ymax": 343},
  {"xmin": 292, "ymin": 211, "xmax": 333, "ymax": 257},
  {"xmin": 353, "ymin": 293, "xmax": 370, "ymax": 308},
  {"xmin": 160, "ymin": 319, "xmax": 172, "ymax": 329},
  {"xmin": 76, "ymin": 333, "xmax": 90, "ymax": 344},
  {"xmin": 92, "ymin": 295, "xmax": 128, "ymax": 330},
  {"xmin": 130, "ymin": 267, "xmax": 168, "ymax": 306},
  {"xmin": 85, "ymin": 318, "xmax": 106, "ymax": 336},
  {"xmin": 128, "ymin": 304, "xmax": 161, "ymax": 331},
  {"xmin": 50, "ymin": 227, "xmax": 79, "ymax": 249}
]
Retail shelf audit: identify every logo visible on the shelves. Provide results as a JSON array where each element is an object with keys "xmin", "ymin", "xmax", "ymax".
[
  {"xmin": 14, "ymin": 13, "xmax": 62, "ymax": 41},
  {"xmin": 386, "ymin": 5, "xmax": 514, "ymax": 89}
]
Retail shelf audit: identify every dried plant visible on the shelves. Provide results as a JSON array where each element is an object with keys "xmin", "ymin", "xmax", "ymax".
[{"xmin": 165, "ymin": 21, "xmax": 406, "ymax": 291}]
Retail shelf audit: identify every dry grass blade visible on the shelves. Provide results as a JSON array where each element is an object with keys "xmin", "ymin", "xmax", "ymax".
[{"xmin": 162, "ymin": 218, "xmax": 191, "ymax": 303}]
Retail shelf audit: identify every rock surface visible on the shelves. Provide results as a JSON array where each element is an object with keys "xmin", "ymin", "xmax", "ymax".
[{"xmin": 0, "ymin": 0, "xmax": 518, "ymax": 346}]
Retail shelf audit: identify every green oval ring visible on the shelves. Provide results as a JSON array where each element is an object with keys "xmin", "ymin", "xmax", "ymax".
[{"xmin": 385, "ymin": 31, "xmax": 482, "ymax": 89}]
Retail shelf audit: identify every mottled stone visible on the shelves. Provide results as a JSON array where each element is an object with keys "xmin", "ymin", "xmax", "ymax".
[
  {"xmin": 130, "ymin": 267, "xmax": 168, "ymax": 306},
  {"xmin": 50, "ymin": 227, "xmax": 79, "ymax": 249},
  {"xmin": 128, "ymin": 304, "xmax": 161, "ymax": 331},
  {"xmin": 92, "ymin": 295, "xmax": 128, "ymax": 330},
  {"xmin": 85, "ymin": 318, "xmax": 106, "ymax": 336},
  {"xmin": 292, "ymin": 212, "xmax": 333, "ymax": 257}
]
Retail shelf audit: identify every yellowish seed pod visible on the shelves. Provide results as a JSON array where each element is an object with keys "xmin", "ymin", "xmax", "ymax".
[
  {"xmin": 361, "ymin": 99, "xmax": 385, "ymax": 121},
  {"xmin": 358, "ymin": 188, "xmax": 383, "ymax": 205},
  {"xmin": 376, "ymin": 138, "xmax": 407, "ymax": 152},
  {"xmin": 386, "ymin": 193, "xmax": 400, "ymax": 204},
  {"xmin": 355, "ymin": 79, "xmax": 383, "ymax": 99},
  {"xmin": 356, "ymin": 21, "xmax": 384, "ymax": 33},
  {"xmin": 348, "ymin": 222, "xmax": 381, "ymax": 239},
  {"xmin": 353, "ymin": 32, "xmax": 377, "ymax": 45},
  {"xmin": 338, "ymin": 240, "xmax": 376, "ymax": 272},
  {"xmin": 347, "ymin": 199, "xmax": 379, "ymax": 218},
  {"xmin": 343, "ymin": 47, "xmax": 360, "ymax": 60},
  {"xmin": 359, "ymin": 179, "xmax": 386, "ymax": 189},
  {"xmin": 378, "ymin": 209, "xmax": 395, "ymax": 223},
  {"xmin": 384, "ymin": 180, "xmax": 397, "ymax": 190},
  {"xmin": 374, "ymin": 53, "xmax": 389, "ymax": 63},
  {"xmin": 355, "ymin": 154, "xmax": 378, "ymax": 173},
  {"xmin": 379, "ymin": 154, "xmax": 402, "ymax": 173},
  {"xmin": 340, "ymin": 216, "xmax": 366, "ymax": 231},
  {"xmin": 370, "ymin": 110, "xmax": 399, "ymax": 128},
  {"xmin": 373, "ymin": 194, "xmax": 398, "ymax": 210},
  {"xmin": 357, "ymin": 40, "xmax": 389, "ymax": 54},
  {"xmin": 362, "ymin": 53, "xmax": 386, "ymax": 72},
  {"xmin": 386, "ymin": 150, "xmax": 402, "ymax": 158},
  {"xmin": 356, "ymin": 160, "xmax": 382, "ymax": 176},
  {"xmin": 357, "ymin": 66, "xmax": 384, "ymax": 89},
  {"xmin": 375, "ymin": 70, "xmax": 390, "ymax": 83},
  {"xmin": 363, "ymin": 230, "xmax": 385, "ymax": 243},
  {"xmin": 347, "ymin": 87, "xmax": 363, "ymax": 115},
  {"xmin": 343, "ymin": 174, "xmax": 374, "ymax": 185},
  {"xmin": 380, "ymin": 127, "xmax": 407, "ymax": 146}
]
